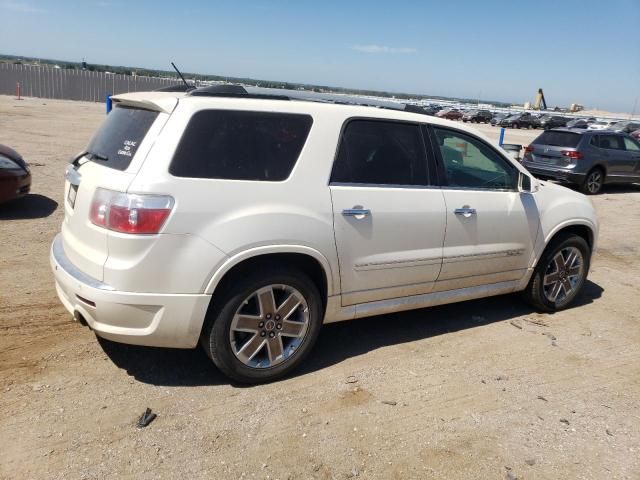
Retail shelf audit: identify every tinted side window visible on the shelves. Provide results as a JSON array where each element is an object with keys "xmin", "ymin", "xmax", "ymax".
[
  {"xmin": 331, "ymin": 120, "xmax": 429, "ymax": 186},
  {"xmin": 434, "ymin": 127, "xmax": 517, "ymax": 190},
  {"xmin": 624, "ymin": 137, "xmax": 640, "ymax": 151},
  {"xmin": 599, "ymin": 135, "xmax": 625, "ymax": 151},
  {"xmin": 170, "ymin": 111, "xmax": 312, "ymax": 181},
  {"xmin": 86, "ymin": 106, "xmax": 159, "ymax": 171}
]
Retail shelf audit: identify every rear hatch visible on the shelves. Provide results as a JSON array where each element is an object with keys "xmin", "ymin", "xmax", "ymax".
[
  {"xmin": 62, "ymin": 100, "xmax": 172, "ymax": 281},
  {"xmin": 526, "ymin": 130, "xmax": 582, "ymax": 166}
]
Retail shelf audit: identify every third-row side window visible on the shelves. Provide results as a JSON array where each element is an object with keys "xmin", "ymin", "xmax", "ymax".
[
  {"xmin": 330, "ymin": 120, "xmax": 429, "ymax": 186},
  {"xmin": 170, "ymin": 110, "xmax": 313, "ymax": 181}
]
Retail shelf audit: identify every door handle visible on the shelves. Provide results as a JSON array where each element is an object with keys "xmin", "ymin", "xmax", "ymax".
[
  {"xmin": 454, "ymin": 207, "xmax": 476, "ymax": 218},
  {"xmin": 342, "ymin": 208, "xmax": 371, "ymax": 217}
]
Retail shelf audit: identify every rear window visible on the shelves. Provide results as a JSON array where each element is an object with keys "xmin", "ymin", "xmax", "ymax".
[
  {"xmin": 86, "ymin": 106, "xmax": 159, "ymax": 171},
  {"xmin": 533, "ymin": 131, "xmax": 581, "ymax": 148},
  {"xmin": 170, "ymin": 110, "xmax": 312, "ymax": 181}
]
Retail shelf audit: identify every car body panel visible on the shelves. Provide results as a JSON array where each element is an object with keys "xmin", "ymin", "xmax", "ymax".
[{"xmin": 330, "ymin": 185, "xmax": 446, "ymax": 305}]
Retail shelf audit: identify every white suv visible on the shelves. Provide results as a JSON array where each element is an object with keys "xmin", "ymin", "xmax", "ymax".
[{"xmin": 51, "ymin": 86, "xmax": 598, "ymax": 383}]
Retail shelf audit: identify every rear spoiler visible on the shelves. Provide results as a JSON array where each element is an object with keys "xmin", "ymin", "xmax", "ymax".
[{"xmin": 110, "ymin": 92, "xmax": 184, "ymax": 114}]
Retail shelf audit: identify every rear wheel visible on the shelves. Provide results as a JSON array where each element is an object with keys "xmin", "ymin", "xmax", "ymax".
[
  {"xmin": 201, "ymin": 268, "xmax": 323, "ymax": 384},
  {"xmin": 523, "ymin": 234, "xmax": 590, "ymax": 312},
  {"xmin": 514, "ymin": 123, "xmax": 520, "ymax": 129},
  {"xmin": 582, "ymin": 168, "xmax": 604, "ymax": 195}
]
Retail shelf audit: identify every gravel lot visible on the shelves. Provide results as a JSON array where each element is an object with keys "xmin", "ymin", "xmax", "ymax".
[{"xmin": 1, "ymin": 95, "xmax": 639, "ymax": 480}]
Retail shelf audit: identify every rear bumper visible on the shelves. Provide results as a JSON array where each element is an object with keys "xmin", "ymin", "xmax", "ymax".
[
  {"xmin": 522, "ymin": 162, "xmax": 585, "ymax": 184},
  {"xmin": 50, "ymin": 233, "xmax": 211, "ymax": 348}
]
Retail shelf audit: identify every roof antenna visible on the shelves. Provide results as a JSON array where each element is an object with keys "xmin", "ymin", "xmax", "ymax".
[{"xmin": 171, "ymin": 62, "xmax": 192, "ymax": 90}]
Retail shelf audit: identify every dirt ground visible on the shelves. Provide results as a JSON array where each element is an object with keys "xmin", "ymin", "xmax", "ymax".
[{"xmin": 1, "ymin": 95, "xmax": 639, "ymax": 480}]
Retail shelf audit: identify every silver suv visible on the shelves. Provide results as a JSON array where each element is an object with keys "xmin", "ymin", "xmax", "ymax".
[{"xmin": 522, "ymin": 128, "xmax": 640, "ymax": 194}]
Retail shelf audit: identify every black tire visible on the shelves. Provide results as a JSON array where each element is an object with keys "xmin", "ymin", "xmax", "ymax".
[
  {"xmin": 582, "ymin": 168, "xmax": 604, "ymax": 195},
  {"xmin": 514, "ymin": 123, "xmax": 520, "ymax": 129},
  {"xmin": 522, "ymin": 234, "xmax": 590, "ymax": 312},
  {"xmin": 200, "ymin": 268, "xmax": 323, "ymax": 384}
]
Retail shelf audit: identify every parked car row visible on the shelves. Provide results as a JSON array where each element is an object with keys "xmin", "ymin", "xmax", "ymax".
[{"xmin": 408, "ymin": 103, "xmax": 640, "ymax": 134}]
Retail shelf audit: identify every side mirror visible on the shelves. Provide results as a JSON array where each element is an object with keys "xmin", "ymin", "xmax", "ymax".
[{"xmin": 518, "ymin": 171, "xmax": 535, "ymax": 193}]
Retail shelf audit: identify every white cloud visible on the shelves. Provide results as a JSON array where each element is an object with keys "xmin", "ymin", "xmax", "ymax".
[
  {"xmin": 350, "ymin": 44, "xmax": 417, "ymax": 54},
  {"xmin": 1, "ymin": 1, "xmax": 45, "ymax": 13}
]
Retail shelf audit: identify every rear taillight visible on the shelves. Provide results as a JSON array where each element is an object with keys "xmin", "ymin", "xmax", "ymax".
[
  {"xmin": 561, "ymin": 150, "xmax": 583, "ymax": 160},
  {"xmin": 90, "ymin": 188, "xmax": 174, "ymax": 234},
  {"xmin": 524, "ymin": 145, "xmax": 534, "ymax": 154}
]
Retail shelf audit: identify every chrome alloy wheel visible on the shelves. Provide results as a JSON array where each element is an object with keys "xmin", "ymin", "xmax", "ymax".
[
  {"xmin": 543, "ymin": 246, "xmax": 585, "ymax": 307},
  {"xmin": 229, "ymin": 284, "xmax": 310, "ymax": 369},
  {"xmin": 586, "ymin": 170, "xmax": 603, "ymax": 194}
]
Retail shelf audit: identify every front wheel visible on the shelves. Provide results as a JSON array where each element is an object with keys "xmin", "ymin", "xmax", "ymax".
[
  {"xmin": 523, "ymin": 234, "xmax": 590, "ymax": 312},
  {"xmin": 201, "ymin": 268, "xmax": 323, "ymax": 384}
]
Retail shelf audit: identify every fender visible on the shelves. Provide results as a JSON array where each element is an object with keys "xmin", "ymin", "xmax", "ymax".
[
  {"xmin": 543, "ymin": 218, "xmax": 597, "ymax": 248},
  {"xmin": 203, "ymin": 244, "xmax": 337, "ymax": 296}
]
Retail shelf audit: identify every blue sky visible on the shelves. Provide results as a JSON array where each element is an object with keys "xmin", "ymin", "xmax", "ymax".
[{"xmin": 1, "ymin": 0, "xmax": 639, "ymax": 112}]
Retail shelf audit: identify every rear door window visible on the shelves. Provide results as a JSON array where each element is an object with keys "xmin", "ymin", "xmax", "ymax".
[
  {"xmin": 533, "ymin": 131, "xmax": 581, "ymax": 148},
  {"xmin": 170, "ymin": 110, "xmax": 313, "ymax": 181},
  {"xmin": 599, "ymin": 135, "xmax": 625, "ymax": 150},
  {"xmin": 330, "ymin": 120, "xmax": 429, "ymax": 186},
  {"xmin": 86, "ymin": 106, "xmax": 159, "ymax": 171}
]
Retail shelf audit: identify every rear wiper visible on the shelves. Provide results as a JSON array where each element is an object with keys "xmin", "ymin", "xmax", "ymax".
[
  {"xmin": 69, "ymin": 150, "xmax": 88, "ymax": 166},
  {"xmin": 69, "ymin": 150, "xmax": 108, "ymax": 166},
  {"xmin": 87, "ymin": 152, "xmax": 109, "ymax": 162}
]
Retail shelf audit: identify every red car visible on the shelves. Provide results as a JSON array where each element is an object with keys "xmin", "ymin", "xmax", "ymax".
[
  {"xmin": 631, "ymin": 129, "xmax": 640, "ymax": 140},
  {"xmin": 0, "ymin": 144, "xmax": 31, "ymax": 204},
  {"xmin": 436, "ymin": 108, "xmax": 463, "ymax": 120}
]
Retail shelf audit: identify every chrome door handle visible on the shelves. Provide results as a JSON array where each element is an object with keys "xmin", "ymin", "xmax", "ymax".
[
  {"xmin": 342, "ymin": 208, "xmax": 371, "ymax": 217},
  {"xmin": 454, "ymin": 207, "xmax": 476, "ymax": 218}
]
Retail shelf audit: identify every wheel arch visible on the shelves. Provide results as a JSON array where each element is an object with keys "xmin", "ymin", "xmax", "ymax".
[
  {"xmin": 545, "ymin": 223, "xmax": 594, "ymax": 251},
  {"xmin": 537, "ymin": 220, "xmax": 596, "ymax": 269},
  {"xmin": 203, "ymin": 245, "xmax": 334, "ymax": 315},
  {"xmin": 586, "ymin": 163, "xmax": 608, "ymax": 177}
]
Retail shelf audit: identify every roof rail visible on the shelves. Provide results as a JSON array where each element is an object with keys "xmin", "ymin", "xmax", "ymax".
[
  {"xmin": 154, "ymin": 84, "xmax": 196, "ymax": 92},
  {"xmin": 189, "ymin": 84, "xmax": 248, "ymax": 96},
  {"xmin": 188, "ymin": 84, "xmax": 291, "ymax": 100},
  {"xmin": 185, "ymin": 83, "xmax": 425, "ymax": 114}
]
